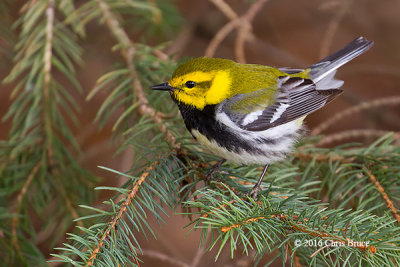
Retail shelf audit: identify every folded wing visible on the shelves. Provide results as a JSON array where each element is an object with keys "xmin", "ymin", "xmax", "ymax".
[{"xmin": 218, "ymin": 76, "xmax": 342, "ymax": 131}]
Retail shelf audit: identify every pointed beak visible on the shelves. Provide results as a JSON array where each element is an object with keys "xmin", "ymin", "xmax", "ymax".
[{"xmin": 151, "ymin": 82, "xmax": 175, "ymax": 91}]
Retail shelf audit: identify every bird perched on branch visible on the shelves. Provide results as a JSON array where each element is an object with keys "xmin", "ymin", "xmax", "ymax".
[{"xmin": 151, "ymin": 37, "xmax": 373, "ymax": 198}]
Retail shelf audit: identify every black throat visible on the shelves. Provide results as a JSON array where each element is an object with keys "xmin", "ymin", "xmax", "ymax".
[{"xmin": 176, "ymin": 101, "xmax": 258, "ymax": 153}]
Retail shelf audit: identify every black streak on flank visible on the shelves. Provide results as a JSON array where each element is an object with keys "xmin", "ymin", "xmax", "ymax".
[{"xmin": 176, "ymin": 103, "xmax": 264, "ymax": 154}]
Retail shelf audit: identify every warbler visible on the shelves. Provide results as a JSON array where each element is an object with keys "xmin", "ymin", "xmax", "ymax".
[{"xmin": 151, "ymin": 37, "xmax": 373, "ymax": 197}]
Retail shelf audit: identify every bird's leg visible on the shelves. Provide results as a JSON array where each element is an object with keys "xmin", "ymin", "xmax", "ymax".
[
  {"xmin": 205, "ymin": 159, "xmax": 226, "ymax": 184},
  {"xmin": 250, "ymin": 163, "xmax": 269, "ymax": 199}
]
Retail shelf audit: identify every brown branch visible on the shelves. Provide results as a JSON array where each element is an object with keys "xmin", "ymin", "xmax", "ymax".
[
  {"xmin": 94, "ymin": 0, "xmax": 180, "ymax": 150},
  {"xmin": 94, "ymin": 0, "xmax": 132, "ymax": 48},
  {"xmin": 221, "ymin": 215, "xmax": 268, "ymax": 232},
  {"xmin": 206, "ymin": 0, "xmax": 268, "ymax": 60},
  {"xmin": 205, "ymin": 18, "xmax": 241, "ymax": 57},
  {"xmin": 317, "ymin": 130, "xmax": 398, "ymax": 146},
  {"xmin": 235, "ymin": 0, "xmax": 268, "ymax": 63},
  {"xmin": 312, "ymin": 96, "xmax": 400, "ymax": 136},
  {"xmin": 190, "ymin": 228, "xmax": 211, "ymax": 267},
  {"xmin": 44, "ymin": 0, "xmax": 54, "ymax": 100},
  {"xmin": 235, "ymin": 21, "xmax": 250, "ymax": 63},
  {"xmin": 319, "ymin": 0, "xmax": 351, "ymax": 59},
  {"xmin": 55, "ymin": 176, "xmax": 85, "ymax": 228},
  {"xmin": 12, "ymin": 162, "xmax": 41, "ymax": 258},
  {"xmin": 207, "ymin": 0, "xmax": 240, "ymax": 58},
  {"xmin": 310, "ymin": 243, "xmax": 333, "ymax": 258},
  {"xmin": 210, "ymin": 0, "xmax": 238, "ymax": 20},
  {"xmin": 295, "ymin": 152, "xmax": 354, "ymax": 163},
  {"xmin": 153, "ymin": 49, "xmax": 169, "ymax": 61},
  {"xmin": 85, "ymin": 161, "xmax": 159, "ymax": 266},
  {"xmin": 43, "ymin": 0, "xmax": 55, "ymax": 162},
  {"xmin": 12, "ymin": 0, "xmax": 55, "ymax": 257},
  {"xmin": 211, "ymin": 0, "xmax": 306, "ymax": 66},
  {"xmin": 366, "ymin": 169, "xmax": 400, "ymax": 223},
  {"xmin": 295, "ymin": 151, "xmax": 355, "ymax": 164},
  {"xmin": 229, "ymin": 250, "xmax": 256, "ymax": 266},
  {"xmin": 20, "ymin": 0, "xmax": 39, "ymax": 14},
  {"xmin": 142, "ymin": 249, "xmax": 190, "ymax": 267}
]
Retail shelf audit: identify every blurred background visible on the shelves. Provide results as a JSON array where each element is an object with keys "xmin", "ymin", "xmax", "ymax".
[{"xmin": 1, "ymin": 0, "xmax": 399, "ymax": 266}]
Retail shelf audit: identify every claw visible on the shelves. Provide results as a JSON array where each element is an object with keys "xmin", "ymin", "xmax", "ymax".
[
  {"xmin": 205, "ymin": 159, "xmax": 226, "ymax": 184},
  {"xmin": 249, "ymin": 184, "xmax": 261, "ymax": 199},
  {"xmin": 249, "ymin": 163, "xmax": 270, "ymax": 200}
]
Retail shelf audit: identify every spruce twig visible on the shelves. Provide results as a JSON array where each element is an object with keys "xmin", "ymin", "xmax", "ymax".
[
  {"xmin": 366, "ymin": 168, "xmax": 400, "ymax": 223},
  {"xmin": 94, "ymin": 0, "xmax": 180, "ymax": 150},
  {"xmin": 3, "ymin": 1, "xmax": 399, "ymax": 266},
  {"xmin": 2, "ymin": 1, "xmax": 96, "ymax": 264},
  {"xmin": 11, "ymin": 162, "xmax": 41, "ymax": 258},
  {"xmin": 85, "ymin": 161, "xmax": 158, "ymax": 266}
]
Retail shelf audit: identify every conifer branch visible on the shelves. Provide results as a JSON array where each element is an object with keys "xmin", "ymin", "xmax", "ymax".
[
  {"xmin": 2, "ymin": 1, "xmax": 96, "ymax": 264},
  {"xmin": 11, "ymin": 162, "xmax": 41, "ymax": 258},
  {"xmin": 52, "ymin": 126, "xmax": 400, "ymax": 265},
  {"xmin": 94, "ymin": 0, "xmax": 179, "ymax": 150},
  {"xmin": 43, "ymin": 0, "xmax": 55, "ymax": 162},
  {"xmin": 366, "ymin": 169, "xmax": 400, "ymax": 223},
  {"xmin": 201, "ymin": 198, "xmax": 244, "ymax": 218},
  {"xmin": 219, "ymin": 211, "xmax": 378, "ymax": 255},
  {"xmin": 3, "ymin": 1, "xmax": 397, "ymax": 266},
  {"xmin": 187, "ymin": 187, "xmax": 398, "ymax": 263},
  {"xmin": 53, "ymin": 152, "xmax": 187, "ymax": 266},
  {"xmin": 44, "ymin": 0, "xmax": 54, "ymax": 98},
  {"xmin": 54, "ymin": 176, "xmax": 85, "ymax": 228},
  {"xmin": 85, "ymin": 161, "xmax": 158, "ymax": 266}
]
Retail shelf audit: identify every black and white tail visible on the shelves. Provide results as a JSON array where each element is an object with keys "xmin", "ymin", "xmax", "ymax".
[{"xmin": 309, "ymin": 37, "xmax": 373, "ymax": 89}]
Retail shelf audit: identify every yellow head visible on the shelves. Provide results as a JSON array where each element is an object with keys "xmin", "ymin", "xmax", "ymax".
[
  {"xmin": 151, "ymin": 57, "xmax": 286, "ymax": 110},
  {"xmin": 166, "ymin": 57, "xmax": 235, "ymax": 110}
]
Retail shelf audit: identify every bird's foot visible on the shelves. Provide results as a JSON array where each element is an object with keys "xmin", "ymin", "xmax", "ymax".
[
  {"xmin": 249, "ymin": 184, "xmax": 261, "ymax": 200},
  {"xmin": 248, "ymin": 163, "xmax": 270, "ymax": 200},
  {"xmin": 205, "ymin": 159, "xmax": 226, "ymax": 185}
]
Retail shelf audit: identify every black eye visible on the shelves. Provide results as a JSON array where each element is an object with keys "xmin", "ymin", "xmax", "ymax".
[{"xmin": 185, "ymin": 81, "xmax": 196, "ymax": 88}]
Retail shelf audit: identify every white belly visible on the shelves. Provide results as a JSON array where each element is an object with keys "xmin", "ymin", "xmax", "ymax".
[{"xmin": 191, "ymin": 119, "xmax": 304, "ymax": 165}]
